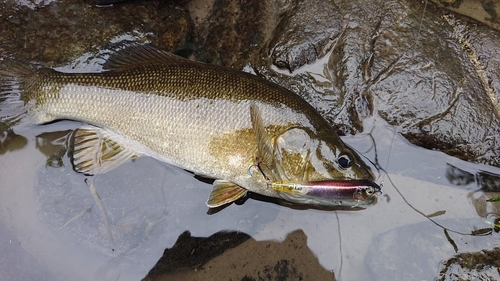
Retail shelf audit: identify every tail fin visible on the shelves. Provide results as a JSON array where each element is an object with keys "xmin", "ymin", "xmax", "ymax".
[{"xmin": 0, "ymin": 57, "xmax": 37, "ymax": 132}]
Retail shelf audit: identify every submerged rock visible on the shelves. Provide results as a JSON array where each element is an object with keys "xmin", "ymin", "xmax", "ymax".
[
  {"xmin": 437, "ymin": 247, "xmax": 500, "ymax": 281},
  {"xmin": 145, "ymin": 230, "xmax": 252, "ymax": 277},
  {"xmin": 144, "ymin": 229, "xmax": 336, "ymax": 281}
]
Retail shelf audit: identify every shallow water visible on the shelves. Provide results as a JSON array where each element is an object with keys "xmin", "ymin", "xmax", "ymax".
[
  {"xmin": 1, "ymin": 114, "xmax": 499, "ymax": 280},
  {"xmin": 1, "ymin": 1, "xmax": 500, "ymax": 280}
]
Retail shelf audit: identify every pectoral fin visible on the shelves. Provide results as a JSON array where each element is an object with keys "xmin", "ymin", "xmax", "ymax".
[
  {"xmin": 70, "ymin": 126, "xmax": 140, "ymax": 175},
  {"xmin": 206, "ymin": 180, "xmax": 248, "ymax": 208},
  {"xmin": 249, "ymin": 104, "xmax": 287, "ymax": 181},
  {"xmin": 250, "ymin": 104, "xmax": 274, "ymax": 166}
]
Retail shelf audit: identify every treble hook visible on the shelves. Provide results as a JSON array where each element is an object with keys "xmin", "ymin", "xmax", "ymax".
[{"xmin": 247, "ymin": 161, "xmax": 272, "ymax": 185}]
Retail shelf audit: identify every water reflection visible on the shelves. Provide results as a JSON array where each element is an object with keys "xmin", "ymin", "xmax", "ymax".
[
  {"xmin": 366, "ymin": 218, "xmax": 499, "ymax": 281},
  {"xmin": 446, "ymin": 163, "xmax": 500, "ymax": 231},
  {"xmin": 144, "ymin": 229, "xmax": 336, "ymax": 281},
  {"xmin": 446, "ymin": 163, "xmax": 500, "ymax": 191},
  {"xmin": 445, "ymin": 163, "xmax": 475, "ymax": 186},
  {"xmin": 35, "ymin": 130, "xmax": 72, "ymax": 168},
  {"xmin": 0, "ymin": 131, "xmax": 27, "ymax": 154},
  {"xmin": 477, "ymin": 170, "xmax": 500, "ymax": 192}
]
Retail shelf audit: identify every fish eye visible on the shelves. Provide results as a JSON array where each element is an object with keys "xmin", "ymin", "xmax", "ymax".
[{"xmin": 337, "ymin": 154, "xmax": 352, "ymax": 169}]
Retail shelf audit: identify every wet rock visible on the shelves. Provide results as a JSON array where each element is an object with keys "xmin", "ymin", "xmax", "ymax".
[
  {"xmin": 437, "ymin": 247, "xmax": 500, "ymax": 281},
  {"xmin": 192, "ymin": 0, "xmax": 276, "ymax": 68},
  {"xmin": 94, "ymin": 0, "xmax": 129, "ymax": 5},
  {"xmin": 268, "ymin": 0, "xmax": 342, "ymax": 72},
  {"xmin": 399, "ymin": 11, "xmax": 500, "ymax": 167},
  {"xmin": 246, "ymin": 0, "xmax": 500, "ymax": 167},
  {"xmin": 0, "ymin": 0, "xmax": 194, "ymax": 64},
  {"xmin": 429, "ymin": 0, "xmax": 500, "ymax": 30},
  {"xmin": 1, "ymin": 0, "xmax": 499, "ymax": 167}
]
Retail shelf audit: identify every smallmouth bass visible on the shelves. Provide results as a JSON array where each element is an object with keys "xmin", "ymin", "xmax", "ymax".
[{"xmin": 0, "ymin": 44, "xmax": 380, "ymax": 208}]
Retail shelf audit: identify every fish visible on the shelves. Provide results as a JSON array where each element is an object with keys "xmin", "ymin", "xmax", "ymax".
[
  {"xmin": 271, "ymin": 180, "xmax": 382, "ymax": 207},
  {"xmin": 0, "ymin": 44, "xmax": 380, "ymax": 208}
]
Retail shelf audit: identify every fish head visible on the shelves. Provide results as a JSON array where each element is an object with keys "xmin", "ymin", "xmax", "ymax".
[
  {"xmin": 273, "ymin": 127, "xmax": 375, "ymax": 183},
  {"xmin": 316, "ymin": 133, "xmax": 376, "ymax": 181},
  {"xmin": 249, "ymin": 104, "xmax": 378, "ymax": 207}
]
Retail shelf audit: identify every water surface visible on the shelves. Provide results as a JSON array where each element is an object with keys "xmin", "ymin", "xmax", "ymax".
[{"xmin": 1, "ymin": 114, "xmax": 499, "ymax": 280}]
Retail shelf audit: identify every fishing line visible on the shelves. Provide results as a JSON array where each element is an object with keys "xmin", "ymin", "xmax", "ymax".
[
  {"xmin": 353, "ymin": 120, "xmax": 387, "ymax": 179},
  {"xmin": 379, "ymin": 129, "xmax": 491, "ymax": 237},
  {"xmin": 359, "ymin": 122, "xmax": 491, "ymax": 246},
  {"xmin": 335, "ymin": 211, "xmax": 343, "ymax": 280},
  {"xmin": 379, "ymin": 126, "xmax": 396, "ymax": 187},
  {"xmin": 383, "ymin": 172, "xmax": 489, "ymax": 236}
]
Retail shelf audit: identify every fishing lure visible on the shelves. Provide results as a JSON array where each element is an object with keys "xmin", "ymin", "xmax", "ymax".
[{"xmin": 271, "ymin": 180, "xmax": 382, "ymax": 207}]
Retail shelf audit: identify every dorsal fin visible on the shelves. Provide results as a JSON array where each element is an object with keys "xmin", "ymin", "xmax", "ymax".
[{"xmin": 102, "ymin": 43, "xmax": 188, "ymax": 71}]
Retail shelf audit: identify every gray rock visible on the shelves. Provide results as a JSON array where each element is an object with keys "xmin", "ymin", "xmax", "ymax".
[{"xmin": 2, "ymin": 0, "xmax": 499, "ymax": 166}]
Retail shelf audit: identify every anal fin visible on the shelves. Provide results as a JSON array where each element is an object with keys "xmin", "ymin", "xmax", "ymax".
[
  {"xmin": 206, "ymin": 180, "xmax": 248, "ymax": 208},
  {"xmin": 70, "ymin": 125, "xmax": 140, "ymax": 175}
]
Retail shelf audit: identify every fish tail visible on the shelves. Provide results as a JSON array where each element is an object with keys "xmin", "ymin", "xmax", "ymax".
[{"xmin": 0, "ymin": 57, "xmax": 38, "ymax": 132}]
